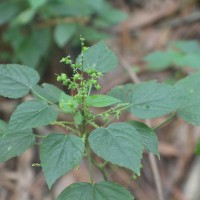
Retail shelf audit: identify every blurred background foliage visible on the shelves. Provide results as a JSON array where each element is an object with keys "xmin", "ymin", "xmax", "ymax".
[
  {"xmin": 144, "ymin": 40, "xmax": 200, "ymax": 71},
  {"xmin": 0, "ymin": 0, "xmax": 127, "ymax": 73}
]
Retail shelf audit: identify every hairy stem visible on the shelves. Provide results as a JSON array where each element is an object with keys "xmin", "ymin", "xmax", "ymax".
[
  {"xmin": 91, "ymin": 160, "xmax": 108, "ymax": 181},
  {"xmin": 87, "ymin": 146, "xmax": 94, "ymax": 184}
]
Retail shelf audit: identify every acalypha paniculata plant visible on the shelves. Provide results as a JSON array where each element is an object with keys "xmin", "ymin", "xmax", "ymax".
[{"xmin": 0, "ymin": 37, "xmax": 200, "ymax": 199}]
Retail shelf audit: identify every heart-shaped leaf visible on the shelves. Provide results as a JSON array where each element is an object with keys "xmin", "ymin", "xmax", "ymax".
[
  {"xmin": 89, "ymin": 122, "xmax": 143, "ymax": 174},
  {"xmin": 57, "ymin": 181, "xmax": 134, "ymax": 200},
  {"xmin": 40, "ymin": 133, "xmax": 84, "ymax": 188}
]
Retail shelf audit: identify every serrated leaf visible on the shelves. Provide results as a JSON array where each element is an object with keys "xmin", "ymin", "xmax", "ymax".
[
  {"xmin": 0, "ymin": 1, "xmax": 20, "ymax": 25},
  {"xmin": 108, "ymin": 84, "xmax": 134, "ymax": 106},
  {"xmin": 175, "ymin": 72, "xmax": 200, "ymax": 125},
  {"xmin": 89, "ymin": 123, "xmax": 143, "ymax": 174},
  {"xmin": 77, "ymin": 41, "xmax": 118, "ymax": 73},
  {"xmin": 0, "ymin": 128, "xmax": 35, "ymax": 162},
  {"xmin": 40, "ymin": 133, "xmax": 84, "ymax": 188},
  {"xmin": 32, "ymin": 83, "xmax": 63, "ymax": 104},
  {"xmin": 128, "ymin": 121, "xmax": 159, "ymax": 156},
  {"xmin": 130, "ymin": 81, "xmax": 178, "ymax": 119},
  {"xmin": 54, "ymin": 23, "xmax": 76, "ymax": 47},
  {"xmin": 59, "ymin": 92, "xmax": 78, "ymax": 113},
  {"xmin": 86, "ymin": 95, "xmax": 121, "ymax": 107},
  {"xmin": 0, "ymin": 64, "xmax": 40, "ymax": 98},
  {"xmin": 9, "ymin": 100, "xmax": 58, "ymax": 130},
  {"xmin": 57, "ymin": 181, "xmax": 134, "ymax": 200}
]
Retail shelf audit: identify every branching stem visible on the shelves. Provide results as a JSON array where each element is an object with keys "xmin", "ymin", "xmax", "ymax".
[{"xmin": 91, "ymin": 160, "xmax": 108, "ymax": 181}]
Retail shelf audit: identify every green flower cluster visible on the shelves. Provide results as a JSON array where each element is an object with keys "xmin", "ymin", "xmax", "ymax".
[{"xmin": 57, "ymin": 37, "xmax": 103, "ymax": 97}]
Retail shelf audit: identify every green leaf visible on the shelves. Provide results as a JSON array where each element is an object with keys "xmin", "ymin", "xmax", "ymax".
[
  {"xmin": 130, "ymin": 81, "xmax": 178, "ymax": 119},
  {"xmin": 0, "ymin": 120, "xmax": 7, "ymax": 134},
  {"xmin": 45, "ymin": 1, "xmax": 93, "ymax": 17},
  {"xmin": 59, "ymin": 92, "xmax": 78, "ymax": 113},
  {"xmin": 54, "ymin": 23, "xmax": 77, "ymax": 47},
  {"xmin": 128, "ymin": 121, "xmax": 159, "ymax": 156},
  {"xmin": 11, "ymin": 9, "xmax": 35, "ymax": 26},
  {"xmin": 77, "ymin": 41, "xmax": 118, "ymax": 73},
  {"xmin": 0, "ymin": 1, "xmax": 20, "ymax": 25},
  {"xmin": 144, "ymin": 50, "xmax": 177, "ymax": 70},
  {"xmin": 93, "ymin": 1, "xmax": 128, "ymax": 24},
  {"xmin": 184, "ymin": 53, "xmax": 200, "ymax": 69},
  {"xmin": 74, "ymin": 111, "xmax": 83, "ymax": 125},
  {"xmin": 28, "ymin": 0, "xmax": 47, "ymax": 9},
  {"xmin": 99, "ymin": 5, "xmax": 128, "ymax": 25},
  {"xmin": 9, "ymin": 100, "xmax": 58, "ymax": 130},
  {"xmin": 171, "ymin": 40, "xmax": 200, "ymax": 54},
  {"xmin": 0, "ymin": 64, "xmax": 40, "ymax": 98},
  {"xmin": 0, "ymin": 128, "xmax": 35, "ymax": 162},
  {"xmin": 31, "ymin": 83, "xmax": 63, "ymax": 104},
  {"xmin": 40, "ymin": 133, "xmax": 84, "ymax": 188},
  {"xmin": 89, "ymin": 123, "xmax": 143, "ymax": 174},
  {"xmin": 175, "ymin": 72, "xmax": 200, "ymax": 125},
  {"xmin": 108, "ymin": 84, "xmax": 134, "ymax": 106},
  {"xmin": 17, "ymin": 28, "xmax": 51, "ymax": 68},
  {"xmin": 84, "ymin": 0, "xmax": 106, "ymax": 12},
  {"xmin": 57, "ymin": 181, "xmax": 134, "ymax": 200},
  {"xmin": 78, "ymin": 25, "xmax": 109, "ymax": 42},
  {"xmin": 86, "ymin": 95, "xmax": 121, "ymax": 107},
  {"xmin": 171, "ymin": 52, "xmax": 186, "ymax": 67}
]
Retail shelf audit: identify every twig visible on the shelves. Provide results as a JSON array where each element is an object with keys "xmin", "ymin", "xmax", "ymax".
[
  {"xmin": 36, "ymin": 16, "xmax": 89, "ymax": 28},
  {"xmin": 160, "ymin": 11, "xmax": 200, "ymax": 28},
  {"xmin": 149, "ymin": 153, "xmax": 164, "ymax": 200},
  {"xmin": 117, "ymin": 52, "xmax": 141, "ymax": 84}
]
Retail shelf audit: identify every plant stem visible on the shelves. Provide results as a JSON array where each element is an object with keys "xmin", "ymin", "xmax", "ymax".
[
  {"xmin": 153, "ymin": 112, "xmax": 176, "ymax": 131},
  {"xmin": 91, "ymin": 160, "xmax": 108, "ymax": 181},
  {"xmin": 148, "ymin": 153, "xmax": 164, "ymax": 200},
  {"xmin": 146, "ymin": 119, "xmax": 164, "ymax": 200},
  {"xmin": 34, "ymin": 142, "xmax": 41, "ymax": 145},
  {"xmin": 35, "ymin": 134, "xmax": 47, "ymax": 138},
  {"xmin": 88, "ymin": 83, "xmax": 92, "ymax": 96},
  {"xmin": 87, "ymin": 146, "xmax": 94, "ymax": 185}
]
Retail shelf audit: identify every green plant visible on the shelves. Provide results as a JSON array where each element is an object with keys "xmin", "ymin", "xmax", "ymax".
[
  {"xmin": 1, "ymin": 38, "xmax": 200, "ymax": 199},
  {"xmin": 0, "ymin": 0, "xmax": 127, "ymax": 70},
  {"xmin": 144, "ymin": 40, "xmax": 200, "ymax": 70}
]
